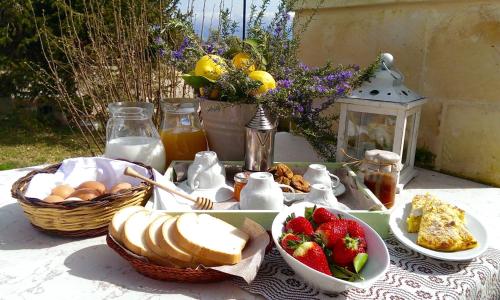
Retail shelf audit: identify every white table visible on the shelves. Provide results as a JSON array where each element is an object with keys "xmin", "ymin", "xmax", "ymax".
[{"xmin": 1, "ymin": 166, "xmax": 499, "ymax": 299}]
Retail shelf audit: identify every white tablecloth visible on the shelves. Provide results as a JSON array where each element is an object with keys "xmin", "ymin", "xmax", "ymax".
[{"xmin": 1, "ymin": 166, "xmax": 499, "ymax": 299}]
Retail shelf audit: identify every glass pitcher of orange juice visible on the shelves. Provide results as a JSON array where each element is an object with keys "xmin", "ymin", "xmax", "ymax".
[{"xmin": 160, "ymin": 100, "xmax": 208, "ymax": 166}]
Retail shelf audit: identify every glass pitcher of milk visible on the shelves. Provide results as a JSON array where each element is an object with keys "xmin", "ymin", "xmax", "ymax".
[{"xmin": 104, "ymin": 102, "xmax": 166, "ymax": 173}]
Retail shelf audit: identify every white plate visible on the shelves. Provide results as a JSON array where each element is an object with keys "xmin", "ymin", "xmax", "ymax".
[
  {"xmin": 389, "ymin": 199, "xmax": 489, "ymax": 261},
  {"xmin": 284, "ymin": 182, "xmax": 346, "ymax": 201}
]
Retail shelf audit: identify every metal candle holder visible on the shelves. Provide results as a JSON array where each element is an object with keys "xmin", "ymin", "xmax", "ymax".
[{"xmin": 244, "ymin": 105, "xmax": 276, "ymax": 171}]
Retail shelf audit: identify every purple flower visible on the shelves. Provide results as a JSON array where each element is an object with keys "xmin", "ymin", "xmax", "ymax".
[
  {"xmin": 339, "ymin": 70, "xmax": 353, "ymax": 81},
  {"xmin": 170, "ymin": 37, "xmax": 190, "ymax": 61},
  {"xmin": 151, "ymin": 24, "xmax": 160, "ymax": 31},
  {"xmin": 159, "ymin": 48, "xmax": 166, "ymax": 57},
  {"xmin": 296, "ymin": 105, "xmax": 304, "ymax": 113},
  {"xmin": 299, "ymin": 63, "xmax": 309, "ymax": 71},
  {"xmin": 315, "ymin": 85, "xmax": 327, "ymax": 93},
  {"xmin": 336, "ymin": 83, "xmax": 350, "ymax": 95},
  {"xmin": 277, "ymin": 79, "xmax": 293, "ymax": 89},
  {"xmin": 204, "ymin": 43, "xmax": 215, "ymax": 54},
  {"xmin": 171, "ymin": 49, "xmax": 183, "ymax": 60},
  {"xmin": 154, "ymin": 36, "xmax": 164, "ymax": 45},
  {"xmin": 268, "ymin": 88, "xmax": 279, "ymax": 95},
  {"xmin": 217, "ymin": 47, "xmax": 225, "ymax": 55}
]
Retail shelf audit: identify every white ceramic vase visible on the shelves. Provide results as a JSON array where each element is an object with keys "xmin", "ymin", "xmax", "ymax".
[
  {"xmin": 199, "ymin": 99, "xmax": 256, "ymax": 161},
  {"xmin": 240, "ymin": 172, "xmax": 286, "ymax": 210},
  {"xmin": 304, "ymin": 184, "xmax": 338, "ymax": 207},
  {"xmin": 187, "ymin": 151, "xmax": 225, "ymax": 189}
]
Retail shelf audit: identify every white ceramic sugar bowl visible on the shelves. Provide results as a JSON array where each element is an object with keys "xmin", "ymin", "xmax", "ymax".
[
  {"xmin": 187, "ymin": 151, "xmax": 226, "ymax": 189},
  {"xmin": 240, "ymin": 172, "xmax": 292, "ymax": 210},
  {"xmin": 304, "ymin": 183, "xmax": 338, "ymax": 208}
]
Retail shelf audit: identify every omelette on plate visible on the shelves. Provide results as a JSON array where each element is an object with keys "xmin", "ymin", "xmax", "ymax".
[{"xmin": 406, "ymin": 194, "xmax": 477, "ymax": 252}]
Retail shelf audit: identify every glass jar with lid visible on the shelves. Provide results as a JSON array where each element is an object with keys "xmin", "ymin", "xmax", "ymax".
[
  {"xmin": 360, "ymin": 149, "xmax": 401, "ymax": 208},
  {"xmin": 104, "ymin": 102, "xmax": 166, "ymax": 173},
  {"xmin": 160, "ymin": 99, "xmax": 208, "ymax": 166}
]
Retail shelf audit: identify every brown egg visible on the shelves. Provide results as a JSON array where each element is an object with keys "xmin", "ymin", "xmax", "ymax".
[
  {"xmin": 77, "ymin": 181, "xmax": 106, "ymax": 194},
  {"xmin": 43, "ymin": 195, "xmax": 65, "ymax": 203},
  {"xmin": 69, "ymin": 188, "xmax": 101, "ymax": 201},
  {"xmin": 51, "ymin": 184, "xmax": 75, "ymax": 199},
  {"xmin": 109, "ymin": 182, "xmax": 133, "ymax": 194},
  {"xmin": 66, "ymin": 197, "xmax": 84, "ymax": 202}
]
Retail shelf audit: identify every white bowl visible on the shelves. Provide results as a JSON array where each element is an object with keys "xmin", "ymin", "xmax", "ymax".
[{"xmin": 271, "ymin": 202, "xmax": 390, "ymax": 293}]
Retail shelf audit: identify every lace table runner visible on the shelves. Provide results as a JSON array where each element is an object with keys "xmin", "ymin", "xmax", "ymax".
[{"xmin": 233, "ymin": 236, "xmax": 500, "ymax": 300}]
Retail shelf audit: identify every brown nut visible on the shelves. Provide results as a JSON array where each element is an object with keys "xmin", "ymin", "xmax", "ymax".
[
  {"xmin": 109, "ymin": 182, "xmax": 133, "ymax": 194},
  {"xmin": 77, "ymin": 181, "xmax": 106, "ymax": 194},
  {"xmin": 43, "ymin": 195, "xmax": 65, "ymax": 203},
  {"xmin": 51, "ymin": 184, "xmax": 75, "ymax": 199},
  {"xmin": 69, "ymin": 188, "xmax": 101, "ymax": 201},
  {"xmin": 276, "ymin": 176, "xmax": 291, "ymax": 185},
  {"xmin": 291, "ymin": 175, "xmax": 311, "ymax": 193}
]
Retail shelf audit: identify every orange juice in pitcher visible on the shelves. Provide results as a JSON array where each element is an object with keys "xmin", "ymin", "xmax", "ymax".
[{"xmin": 160, "ymin": 101, "xmax": 208, "ymax": 166}]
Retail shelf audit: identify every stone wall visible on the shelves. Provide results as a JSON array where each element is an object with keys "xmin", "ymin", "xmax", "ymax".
[{"xmin": 295, "ymin": 0, "xmax": 500, "ymax": 186}]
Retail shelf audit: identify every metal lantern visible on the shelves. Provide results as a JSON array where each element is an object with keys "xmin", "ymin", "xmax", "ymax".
[
  {"xmin": 244, "ymin": 105, "xmax": 277, "ymax": 171},
  {"xmin": 336, "ymin": 53, "xmax": 427, "ymax": 187}
]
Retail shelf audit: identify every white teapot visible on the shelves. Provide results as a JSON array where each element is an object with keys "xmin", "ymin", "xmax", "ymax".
[
  {"xmin": 240, "ymin": 172, "xmax": 294, "ymax": 210},
  {"xmin": 187, "ymin": 151, "xmax": 226, "ymax": 189}
]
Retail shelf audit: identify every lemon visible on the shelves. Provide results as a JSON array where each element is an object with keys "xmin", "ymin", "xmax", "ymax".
[
  {"xmin": 248, "ymin": 70, "xmax": 276, "ymax": 95},
  {"xmin": 199, "ymin": 87, "xmax": 220, "ymax": 100},
  {"xmin": 232, "ymin": 52, "xmax": 255, "ymax": 73},
  {"xmin": 194, "ymin": 55, "xmax": 226, "ymax": 81}
]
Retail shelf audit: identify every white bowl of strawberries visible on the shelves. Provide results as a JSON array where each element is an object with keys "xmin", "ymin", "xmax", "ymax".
[{"xmin": 271, "ymin": 202, "xmax": 389, "ymax": 293}]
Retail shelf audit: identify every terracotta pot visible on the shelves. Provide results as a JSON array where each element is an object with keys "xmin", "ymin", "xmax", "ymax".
[{"xmin": 199, "ymin": 99, "xmax": 256, "ymax": 161}]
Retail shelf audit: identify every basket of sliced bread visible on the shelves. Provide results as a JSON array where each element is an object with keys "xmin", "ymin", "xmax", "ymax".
[
  {"xmin": 11, "ymin": 157, "xmax": 154, "ymax": 238},
  {"xmin": 107, "ymin": 206, "xmax": 269, "ymax": 283}
]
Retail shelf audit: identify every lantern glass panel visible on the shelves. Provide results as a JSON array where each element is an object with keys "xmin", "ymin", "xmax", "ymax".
[
  {"xmin": 344, "ymin": 111, "xmax": 396, "ymax": 159},
  {"xmin": 402, "ymin": 113, "xmax": 416, "ymax": 167}
]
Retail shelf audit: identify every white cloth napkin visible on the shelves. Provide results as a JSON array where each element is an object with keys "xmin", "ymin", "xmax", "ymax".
[{"xmin": 24, "ymin": 157, "xmax": 194, "ymax": 211}]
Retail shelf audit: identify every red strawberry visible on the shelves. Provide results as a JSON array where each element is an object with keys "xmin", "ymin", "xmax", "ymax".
[
  {"xmin": 346, "ymin": 219, "xmax": 366, "ymax": 240},
  {"xmin": 280, "ymin": 232, "xmax": 302, "ymax": 254},
  {"xmin": 292, "ymin": 241, "xmax": 332, "ymax": 276},
  {"xmin": 285, "ymin": 214, "xmax": 314, "ymax": 236},
  {"xmin": 312, "ymin": 207, "xmax": 337, "ymax": 224},
  {"xmin": 315, "ymin": 222, "xmax": 335, "ymax": 248},
  {"xmin": 332, "ymin": 235, "xmax": 366, "ymax": 267},
  {"xmin": 315, "ymin": 219, "xmax": 348, "ymax": 248}
]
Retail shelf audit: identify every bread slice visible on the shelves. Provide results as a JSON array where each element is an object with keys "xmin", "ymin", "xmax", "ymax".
[
  {"xmin": 159, "ymin": 216, "xmax": 196, "ymax": 263},
  {"xmin": 173, "ymin": 213, "xmax": 250, "ymax": 265},
  {"xmin": 122, "ymin": 209, "xmax": 159, "ymax": 257},
  {"xmin": 144, "ymin": 215, "xmax": 193, "ymax": 268},
  {"xmin": 158, "ymin": 216, "xmax": 221, "ymax": 267},
  {"xmin": 109, "ymin": 206, "xmax": 145, "ymax": 243}
]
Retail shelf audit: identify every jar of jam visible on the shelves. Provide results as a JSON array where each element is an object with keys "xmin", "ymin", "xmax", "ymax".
[
  {"xmin": 233, "ymin": 172, "xmax": 250, "ymax": 201},
  {"xmin": 360, "ymin": 150, "xmax": 401, "ymax": 209}
]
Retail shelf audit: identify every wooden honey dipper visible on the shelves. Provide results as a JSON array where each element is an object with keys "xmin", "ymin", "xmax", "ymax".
[{"xmin": 123, "ymin": 167, "xmax": 214, "ymax": 210}]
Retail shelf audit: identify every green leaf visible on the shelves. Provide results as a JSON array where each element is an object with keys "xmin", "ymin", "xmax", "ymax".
[
  {"xmin": 331, "ymin": 267, "xmax": 350, "ymax": 279},
  {"xmin": 181, "ymin": 73, "xmax": 215, "ymax": 89},
  {"xmin": 304, "ymin": 206, "xmax": 315, "ymax": 221},
  {"xmin": 243, "ymin": 38, "xmax": 260, "ymax": 49},
  {"xmin": 353, "ymin": 253, "xmax": 368, "ymax": 273}
]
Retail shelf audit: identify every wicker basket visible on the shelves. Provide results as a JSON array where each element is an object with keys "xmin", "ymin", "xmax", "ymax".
[
  {"xmin": 106, "ymin": 234, "xmax": 232, "ymax": 283},
  {"xmin": 11, "ymin": 161, "xmax": 154, "ymax": 238}
]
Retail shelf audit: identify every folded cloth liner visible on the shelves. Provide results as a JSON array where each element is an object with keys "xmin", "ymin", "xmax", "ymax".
[{"xmin": 25, "ymin": 157, "xmax": 194, "ymax": 210}]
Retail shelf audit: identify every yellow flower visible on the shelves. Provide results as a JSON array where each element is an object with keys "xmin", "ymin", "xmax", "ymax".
[
  {"xmin": 248, "ymin": 70, "xmax": 276, "ymax": 95},
  {"xmin": 194, "ymin": 55, "xmax": 226, "ymax": 81},
  {"xmin": 232, "ymin": 52, "xmax": 255, "ymax": 73}
]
